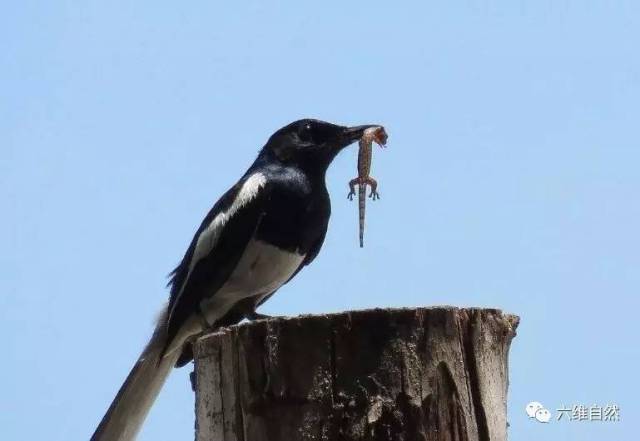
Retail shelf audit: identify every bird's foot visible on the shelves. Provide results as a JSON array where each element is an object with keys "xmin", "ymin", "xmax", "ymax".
[
  {"xmin": 347, "ymin": 190, "xmax": 355, "ymax": 200},
  {"xmin": 246, "ymin": 311, "xmax": 272, "ymax": 321},
  {"xmin": 197, "ymin": 309, "xmax": 214, "ymax": 330},
  {"xmin": 369, "ymin": 190, "xmax": 380, "ymax": 200}
]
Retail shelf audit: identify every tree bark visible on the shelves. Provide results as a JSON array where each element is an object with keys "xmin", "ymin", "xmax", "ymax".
[{"xmin": 193, "ymin": 307, "xmax": 519, "ymax": 441}]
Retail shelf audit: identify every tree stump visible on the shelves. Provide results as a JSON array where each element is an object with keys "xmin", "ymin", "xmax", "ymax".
[{"xmin": 193, "ymin": 307, "xmax": 519, "ymax": 441}]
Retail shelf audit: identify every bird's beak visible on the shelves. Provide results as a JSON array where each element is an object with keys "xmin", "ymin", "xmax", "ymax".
[{"xmin": 340, "ymin": 125, "xmax": 381, "ymax": 145}]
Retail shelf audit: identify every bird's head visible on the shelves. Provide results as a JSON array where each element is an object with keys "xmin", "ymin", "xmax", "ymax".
[{"xmin": 263, "ymin": 119, "xmax": 380, "ymax": 173}]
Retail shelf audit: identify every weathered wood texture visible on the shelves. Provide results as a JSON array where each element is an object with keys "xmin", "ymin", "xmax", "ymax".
[{"xmin": 194, "ymin": 307, "xmax": 519, "ymax": 441}]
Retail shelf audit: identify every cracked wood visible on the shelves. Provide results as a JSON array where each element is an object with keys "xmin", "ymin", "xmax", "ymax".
[{"xmin": 193, "ymin": 307, "xmax": 519, "ymax": 441}]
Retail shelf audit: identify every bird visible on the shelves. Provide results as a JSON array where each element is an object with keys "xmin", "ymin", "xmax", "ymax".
[{"xmin": 91, "ymin": 119, "xmax": 379, "ymax": 441}]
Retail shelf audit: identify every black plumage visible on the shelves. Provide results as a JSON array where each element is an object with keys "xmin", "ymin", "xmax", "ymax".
[{"xmin": 91, "ymin": 119, "xmax": 379, "ymax": 441}]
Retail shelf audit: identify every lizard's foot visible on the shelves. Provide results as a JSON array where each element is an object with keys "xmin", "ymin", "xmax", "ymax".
[
  {"xmin": 347, "ymin": 179, "xmax": 358, "ymax": 200},
  {"xmin": 369, "ymin": 190, "xmax": 380, "ymax": 200}
]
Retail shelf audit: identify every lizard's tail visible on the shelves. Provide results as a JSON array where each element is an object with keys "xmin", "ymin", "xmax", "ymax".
[{"xmin": 358, "ymin": 184, "xmax": 366, "ymax": 248}]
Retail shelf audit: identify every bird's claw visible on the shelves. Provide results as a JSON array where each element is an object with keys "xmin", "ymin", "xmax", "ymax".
[
  {"xmin": 246, "ymin": 312, "xmax": 272, "ymax": 321},
  {"xmin": 369, "ymin": 190, "xmax": 380, "ymax": 200},
  {"xmin": 347, "ymin": 191, "xmax": 355, "ymax": 200}
]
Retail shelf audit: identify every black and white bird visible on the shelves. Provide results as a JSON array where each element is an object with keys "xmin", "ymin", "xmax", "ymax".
[{"xmin": 91, "ymin": 119, "xmax": 380, "ymax": 441}]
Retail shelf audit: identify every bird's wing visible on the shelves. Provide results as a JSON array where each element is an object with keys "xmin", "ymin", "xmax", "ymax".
[
  {"xmin": 165, "ymin": 172, "xmax": 270, "ymax": 348},
  {"xmin": 288, "ymin": 225, "xmax": 327, "ymax": 281}
]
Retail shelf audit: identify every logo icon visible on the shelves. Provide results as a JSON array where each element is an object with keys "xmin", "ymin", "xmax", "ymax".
[{"xmin": 526, "ymin": 401, "xmax": 551, "ymax": 423}]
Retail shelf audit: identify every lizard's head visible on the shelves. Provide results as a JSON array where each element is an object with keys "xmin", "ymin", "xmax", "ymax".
[{"xmin": 263, "ymin": 119, "xmax": 381, "ymax": 172}]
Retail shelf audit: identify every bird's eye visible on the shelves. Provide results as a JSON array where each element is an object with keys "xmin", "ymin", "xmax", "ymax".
[{"xmin": 298, "ymin": 123, "xmax": 314, "ymax": 142}]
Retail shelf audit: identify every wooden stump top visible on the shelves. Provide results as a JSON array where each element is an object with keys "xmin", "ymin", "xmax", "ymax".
[{"xmin": 194, "ymin": 307, "xmax": 519, "ymax": 441}]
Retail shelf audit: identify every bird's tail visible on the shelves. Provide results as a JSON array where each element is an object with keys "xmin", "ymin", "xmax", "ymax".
[{"xmin": 91, "ymin": 313, "xmax": 179, "ymax": 441}]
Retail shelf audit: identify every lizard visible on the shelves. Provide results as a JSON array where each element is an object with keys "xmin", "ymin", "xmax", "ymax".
[{"xmin": 347, "ymin": 126, "xmax": 388, "ymax": 247}]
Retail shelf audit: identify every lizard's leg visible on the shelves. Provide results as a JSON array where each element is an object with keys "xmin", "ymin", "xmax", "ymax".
[
  {"xmin": 366, "ymin": 177, "xmax": 380, "ymax": 200},
  {"xmin": 347, "ymin": 178, "xmax": 359, "ymax": 200}
]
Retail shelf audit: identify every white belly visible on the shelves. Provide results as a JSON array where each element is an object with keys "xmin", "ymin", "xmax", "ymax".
[
  {"xmin": 162, "ymin": 240, "xmax": 305, "ymax": 357},
  {"xmin": 199, "ymin": 239, "xmax": 305, "ymax": 324}
]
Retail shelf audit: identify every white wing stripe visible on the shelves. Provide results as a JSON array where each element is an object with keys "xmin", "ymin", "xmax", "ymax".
[{"xmin": 189, "ymin": 172, "xmax": 267, "ymax": 273}]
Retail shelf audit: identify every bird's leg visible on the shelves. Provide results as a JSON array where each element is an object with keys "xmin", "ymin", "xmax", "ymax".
[
  {"xmin": 197, "ymin": 306, "xmax": 214, "ymax": 330},
  {"xmin": 347, "ymin": 178, "xmax": 359, "ymax": 200},
  {"xmin": 366, "ymin": 177, "xmax": 380, "ymax": 200},
  {"xmin": 236, "ymin": 296, "xmax": 272, "ymax": 321}
]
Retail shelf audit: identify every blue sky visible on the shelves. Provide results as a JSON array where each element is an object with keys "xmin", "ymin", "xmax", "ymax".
[{"xmin": 2, "ymin": 1, "xmax": 638, "ymax": 440}]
